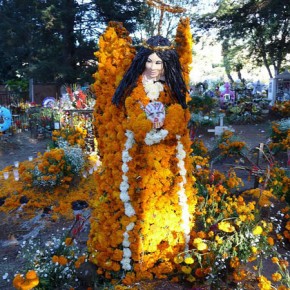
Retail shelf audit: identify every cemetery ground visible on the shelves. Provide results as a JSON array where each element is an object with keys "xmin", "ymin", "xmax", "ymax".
[{"xmin": 0, "ymin": 123, "xmax": 289, "ymax": 290}]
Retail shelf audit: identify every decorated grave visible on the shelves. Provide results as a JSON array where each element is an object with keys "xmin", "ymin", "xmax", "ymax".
[{"xmin": 0, "ymin": 11, "xmax": 290, "ymax": 290}]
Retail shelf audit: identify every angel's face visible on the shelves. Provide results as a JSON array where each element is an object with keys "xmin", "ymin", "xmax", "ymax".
[{"xmin": 144, "ymin": 53, "xmax": 164, "ymax": 81}]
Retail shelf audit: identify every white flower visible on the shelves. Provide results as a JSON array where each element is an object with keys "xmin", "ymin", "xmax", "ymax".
[
  {"xmin": 179, "ymin": 167, "xmax": 187, "ymax": 176},
  {"xmin": 120, "ymin": 192, "xmax": 130, "ymax": 203},
  {"xmin": 122, "ymin": 151, "xmax": 132, "ymax": 162},
  {"xmin": 121, "ymin": 163, "xmax": 129, "ymax": 173},
  {"xmin": 121, "ymin": 257, "xmax": 132, "ymax": 270},
  {"xmin": 2, "ymin": 273, "xmax": 8, "ymax": 280},
  {"xmin": 123, "ymin": 247, "xmax": 132, "ymax": 258},
  {"xmin": 122, "ymin": 175, "xmax": 128, "ymax": 183},
  {"xmin": 145, "ymin": 129, "xmax": 168, "ymax": 145},
  {"xmin": 125, "ymin": 130, "xmax": 134, "ymax": 139},
  {"xmin": 175, "ymin": 136, "xmax": 190, "ymax": 253},
  {"xmin": 122, "ymin": 239, "xmax": 131, "ymax": 247},
  {"xmin": 120, "ymin": 180, "xmax": 129, "ymax": 192},
  {"xmin": 125, "ymin": 130, "xmax": 135, "ymax": 148},
  {"xmin": 120, "ymin": 129, "xmax": 136, "ymax": 267},
  {"xmin": 124, "ymin": 202, "xmax": 136, "ymax": 217},
  {"xmin": 176, "ymin": 149, "xmax": 186, "ymax": 160},
  {"xmin": 143, "ymin": 80, "xmax": 164, "ymax": 101},
  {"xmin": 126, "ymin": 222, "xmax": 135, "ymax": 231}
]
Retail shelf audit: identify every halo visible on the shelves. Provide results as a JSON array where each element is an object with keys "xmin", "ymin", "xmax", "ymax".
[
  {"xmin": 146, "ymin": 0, "xmax": 186, "ymax": 34},
  {"xmin": 146, "ymin": 0, "xmax": 186, "ymax": 13}
]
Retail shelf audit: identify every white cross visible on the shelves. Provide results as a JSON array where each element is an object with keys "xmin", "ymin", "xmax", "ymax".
[{"xmin": 207, "ymin": 114, "xmax": 235, "ymax": 136}]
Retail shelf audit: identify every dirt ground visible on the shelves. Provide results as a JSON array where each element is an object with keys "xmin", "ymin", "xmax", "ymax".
[
  {"xmin": 0, "ymin": 121, "xmax": 273, "ymax": 172},
  {"xmin": 0, "ymin": 130, "xmax": 48, "ymax": 171},
  {"xmin": 0, "ymin": 122, "xmax": 289, "ymax": 289}
]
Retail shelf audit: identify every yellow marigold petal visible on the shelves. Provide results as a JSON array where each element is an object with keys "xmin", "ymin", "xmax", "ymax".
[
  {"xmin": 174, "ymin": 255, "xmax": 184, "ymax": 264},
  {"xmin": 181, "ymin": 265, "xmax": 192, "ymax": 274},
  {"xmin": 253, "ymin": 225, "xmax": 263, "ymax": 235},
  {"xmin": 184, "ymin": 256, "xmax": 194, "ymax": 264}
]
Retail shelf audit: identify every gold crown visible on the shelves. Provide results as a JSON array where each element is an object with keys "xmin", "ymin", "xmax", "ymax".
[{"xmin": 142, "ymin": 41, "xmax": 175, "ymax": 51}]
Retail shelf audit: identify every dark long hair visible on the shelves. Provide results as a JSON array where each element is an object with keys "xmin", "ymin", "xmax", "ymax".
[{"xmin": 112, "ymin": 36, "xmax": 187, "ymax": 109}]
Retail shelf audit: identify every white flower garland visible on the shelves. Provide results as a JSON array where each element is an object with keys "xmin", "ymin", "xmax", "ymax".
[
  {"xmin": 120, "ymin": 130, "xmax": 136, "ymax": 271},
  {"xmin": 142, "ymin": 79, "xmax": 164, "ymax": 101},
  {"xmin": 120, "ymin": 130, "xmax": 135, "ymax": 217},
  {"xmin": 121, "ymin": 222, "xmax": 135, "ymax": 271},
  {"xmin": 176, "ymin": 135, "xmax": 191, "ymax": 252},
  {"xmin": 144, "ymin": 129, "xmax": 168, "ymax": 145}
]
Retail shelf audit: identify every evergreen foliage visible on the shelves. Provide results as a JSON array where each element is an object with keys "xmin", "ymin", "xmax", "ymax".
[{"xmin": 193, "ymin": 0, "xmax": 290, "ymax": 77}]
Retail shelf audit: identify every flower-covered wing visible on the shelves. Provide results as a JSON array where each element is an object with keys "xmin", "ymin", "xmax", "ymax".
[
  {"xmin": 175, "ymin": 17, "xmax": 193, "ymax": 101},
  {"xmin": 92, "ymin": 21, "xmax": 135, "ymax": 152}
]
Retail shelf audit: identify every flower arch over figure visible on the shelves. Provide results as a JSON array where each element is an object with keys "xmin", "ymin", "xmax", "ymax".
[{"xmin": 88, "ymin": 19, "xmax": 197, "ymax": 285}]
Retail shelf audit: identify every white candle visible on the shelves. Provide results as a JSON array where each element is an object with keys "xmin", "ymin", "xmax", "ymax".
[
  {"xmin": 3, "ymin": 172, "xmax": 9, "ymax": 180},
  {"xmin": 14, "ymin": 161, "xmax": 19, "ymax": 168},
  {"xmin": 13, "ymin": 169, "xmax": 19, "ymax": 181}
]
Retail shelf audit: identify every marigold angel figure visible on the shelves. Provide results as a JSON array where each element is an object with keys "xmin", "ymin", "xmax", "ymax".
[{"xmin": 88, "ymin": 20, "xmax": 197, "ymax": 284}]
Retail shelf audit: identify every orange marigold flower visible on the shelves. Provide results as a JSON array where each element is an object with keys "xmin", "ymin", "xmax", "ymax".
[
  {"xmin": 58, "ymin": 255, "xmax": 68, "ymax": 265},
  {"xmin": 267, "ymin": 236, "xmax": 275, "ymax": 246},
  {"xmin": 52, "ymin": 255, "xmax": 59, "ymax": 263},
  {"xmin": 195, "ymin": 232, "xmax": 207, "ymax": 239},
  {"xmin": 25, "ymin": 270, "xmax": 37, "ymax": 280},
  {"xmin": 13, "ymin": 274, "xmax": 25, "ymax": 288},
  {"xmin": 65, "ymin": 237, "xmax": 73, "ymax": 246},
  {"xmin": 195, "ymin": 268, "xmax": 206, "ymax": 278},
  {"xmin": 233, "ymin": 269, "xmax": 247, "ymax": 281},
  {"xmin": 230, "ymin": 256, "xmax": 240, "ymax": 268},
  {"xmin": 122, "ymin": 272, "xmax": 136, "ymax": 285},
  {"xmin": 272, "ymin": 272, "xmax": 282, "ymax": 282},
  {"xmin": 28, "ymin": 277, "xmax": 40, "ymax": 288},
  {"xmin": 75, "ymin": 255, "xmax": 86, "ymax": 269},
  {"xmin": 279, "ymin": 259, "xmax": 289, "ymax": 269},
  {"xmin": 248, "ymin": 256, "xmax": 257, "ymax": 262},
  {"xmin": 277, "ymin": 286, "xmax": 288, "ymax": 290}
]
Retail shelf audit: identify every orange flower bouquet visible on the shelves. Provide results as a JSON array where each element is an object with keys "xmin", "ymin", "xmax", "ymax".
[{"xmin": 27, "ymin": 143, "xmax": 86, "ymax": 189}]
